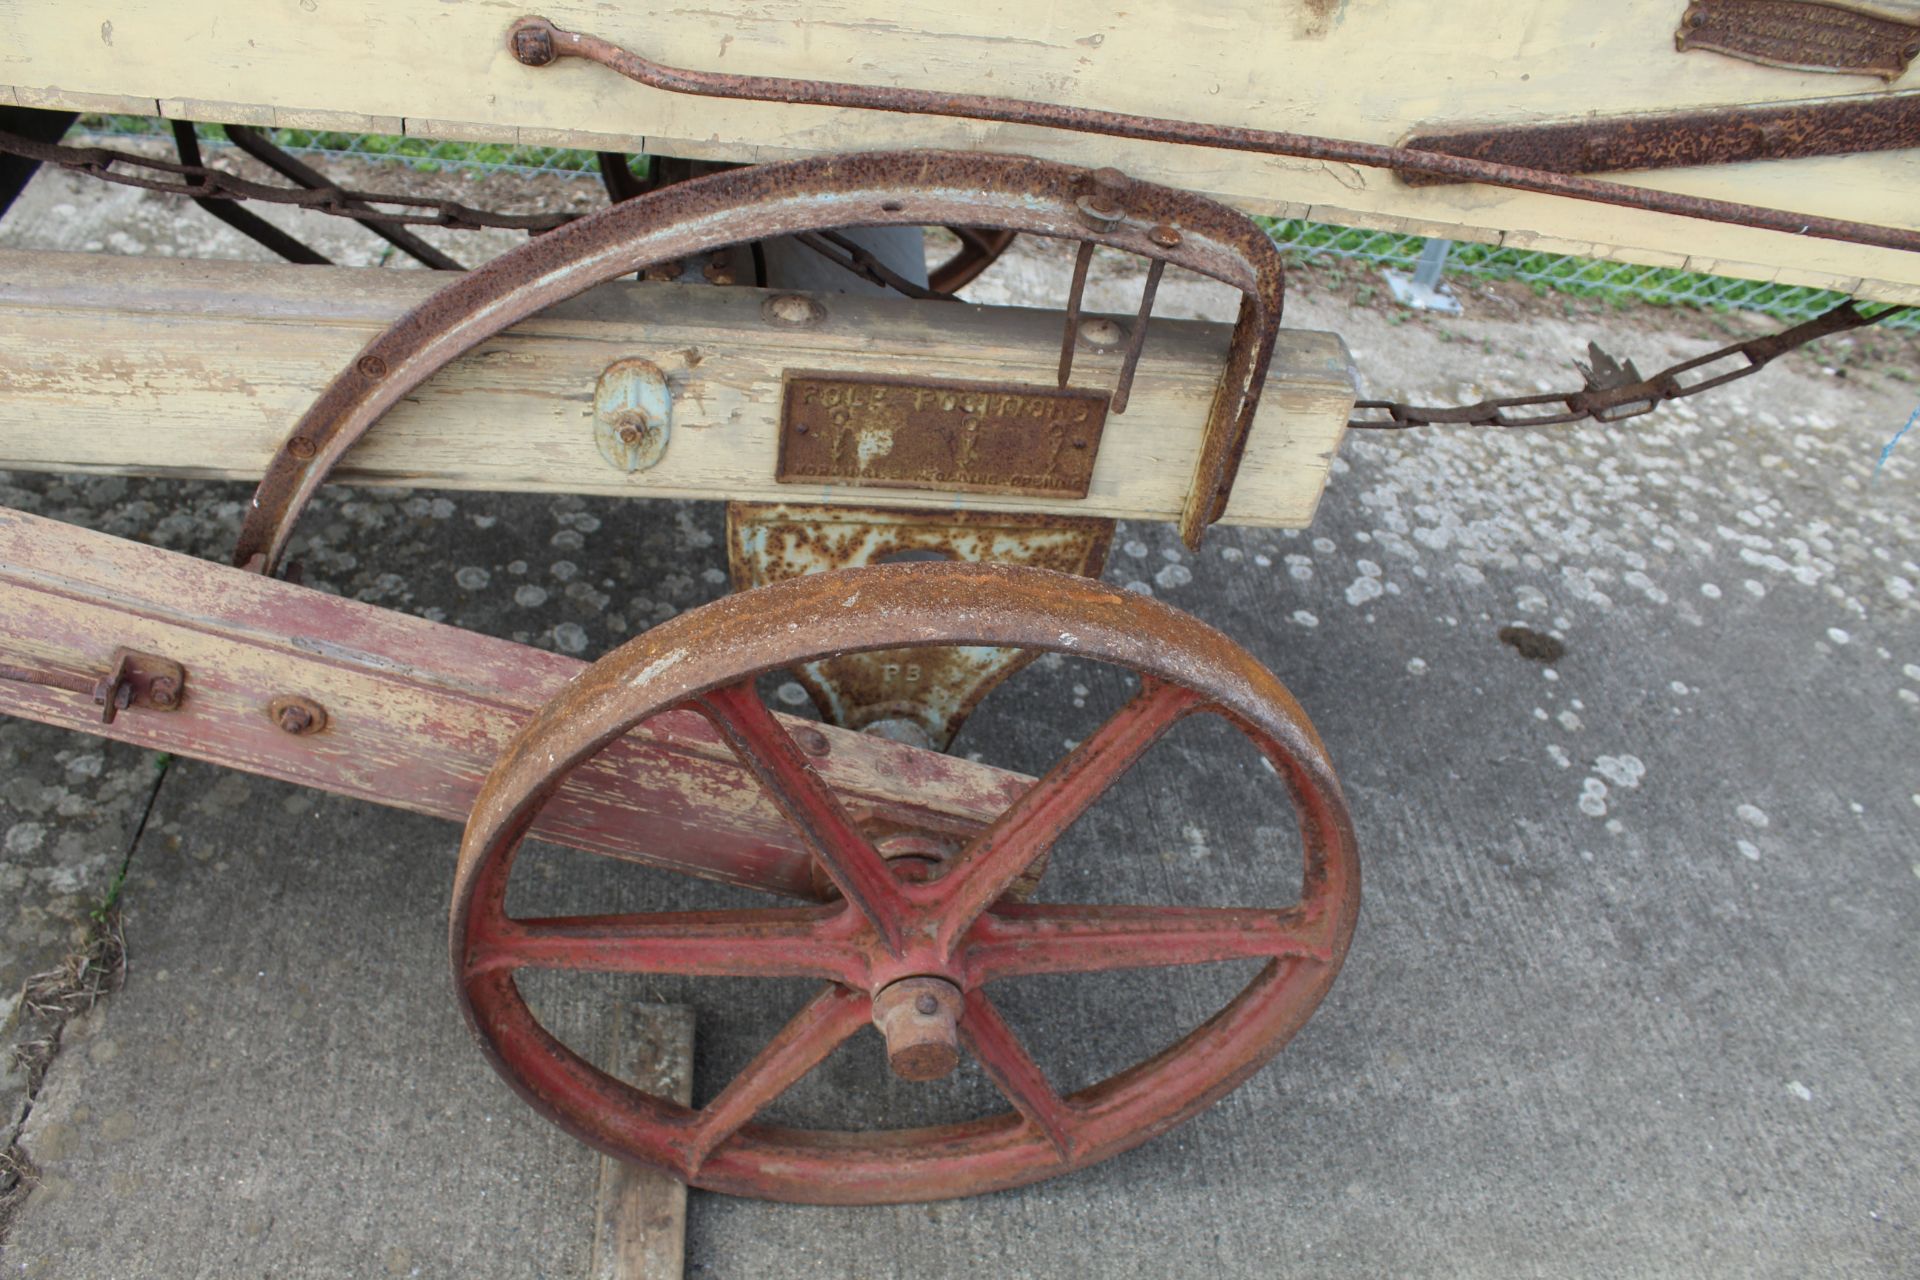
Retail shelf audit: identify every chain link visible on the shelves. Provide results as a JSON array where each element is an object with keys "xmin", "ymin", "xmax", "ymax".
[{"xmin": 1350, "ymin": 300, "xmax": 1909, "ymax": 430}]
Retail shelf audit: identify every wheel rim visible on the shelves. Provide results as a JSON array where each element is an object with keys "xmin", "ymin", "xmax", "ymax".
[{"xmin": 451, "ymin": 562, "xmax": 1359, "ymax": 1203}]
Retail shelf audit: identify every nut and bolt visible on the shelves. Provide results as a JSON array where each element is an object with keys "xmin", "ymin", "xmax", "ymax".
[
  {"xmin": 269, "ymin": 695, "xmax": 328, "ymax": 736},
  {"xmin": 148, "ymin": 677, "xmax": 178, "ymax": 708},
  {"xmin": 1076, "ymin": 194, "xmax": 1123, "ymax": 232}
]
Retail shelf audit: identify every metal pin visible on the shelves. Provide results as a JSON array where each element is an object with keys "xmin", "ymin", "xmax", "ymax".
[
  {"xmin": 1057, "ymin": 240, "xmax": 1096, "ymax": 389},
  {"xmin": 1110, "ymin": 258, "xmax": 1164, "ymax": 414}
]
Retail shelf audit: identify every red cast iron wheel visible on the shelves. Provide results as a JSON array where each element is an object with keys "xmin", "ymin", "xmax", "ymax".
[{"xmin": 450, "ymin": 562, "xmax": 1359, "ymax": 1203}]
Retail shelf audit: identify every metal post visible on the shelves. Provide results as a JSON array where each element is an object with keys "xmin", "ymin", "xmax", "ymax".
[{"xmin": 1385, "ymin": 237, "xmax": 1462, "ymax": 314}]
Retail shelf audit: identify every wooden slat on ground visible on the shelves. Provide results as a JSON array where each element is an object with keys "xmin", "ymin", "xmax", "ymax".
[{"xmin": 592, "ymin": 1005, "xmax": 696, "ymax": 1280}]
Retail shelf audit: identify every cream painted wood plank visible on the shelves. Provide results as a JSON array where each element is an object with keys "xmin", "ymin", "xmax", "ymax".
[
  {"xmin": 4, "ymin": 0, "xmax": 1918, "ymax": 296},
  {"xmin": 0, "ymin": 250, "xmax": 1352, "ymax": 529}
]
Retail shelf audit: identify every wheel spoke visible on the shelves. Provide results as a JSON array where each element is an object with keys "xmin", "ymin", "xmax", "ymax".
[
  {"xmin": 697, "ymin": 681, "xmax": 909, "ymax": 953},
  {"xmin": 930, "ymin": 677, "xmax": 1200, "ymax": 952},
  {"xmin": 967, "ymin": 903, "xmax": 1331, "ymax": 980},
  {"xmin": 686, "ymin": 983, "xmax": 872, "ymax": 1170},
  {"xmin": 466, "ymin": 906, "xmax": 860, "ymax": 982},
  {"xmin": 960, "ymin": 989, "xmax": 1078, "ymax": 1160}
]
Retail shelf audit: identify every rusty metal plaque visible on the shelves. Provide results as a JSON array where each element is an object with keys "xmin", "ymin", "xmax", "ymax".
[
  {"xmin": 776, "ymin": 373, "xmax": 1108, "ymax": 498},
  {"xmin": 1675, "ymin": 0, "xmax": 1920, "ymax": 81}
]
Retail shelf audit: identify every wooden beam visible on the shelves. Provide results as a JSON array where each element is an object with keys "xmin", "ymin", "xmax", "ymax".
[
  {"xmin": 0, "ymin": 250, "xmax": 1353, "ymax": 528},
  {"xmin": 3, "ymin": 0, "xmax": 1918, "ymax": 299},
  {"xmin": 0, "ymin": 507, "xmax": 1031, "ymax": 898}
]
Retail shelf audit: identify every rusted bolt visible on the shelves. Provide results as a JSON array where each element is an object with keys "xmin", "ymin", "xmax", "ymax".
[
  {"xmin": 762, "ymin": 293, "xmax": 826, "ymax": 327},
  {"xmin": 795, "ymin": 422, "xmax": 809, "ymax": 434},
  {"xmin": 702, "ymin": 256, "xmax": 737, "ymax": 286},
  {"xmin": 593, "ymin": 359, "xmax": 672, "ymax": 473},
  {"xmin": 871, "ymin": 978, "xmax": 964, "ymax": 1081},
  {"xmin": 792, "ymin": 725, "xmax": 831, "ymax": 757},
  {"xmin": 1091, "ymin": 166, "xmax": 1131, "ymax": 196},
  {"xmin": 509, "ymin": 19, "xmax": 557, "ymax": 66},
  {"xmin": 269, "ymin": 695, "xmax": 328, "ymax": 736},
  {"xmin": 147, "ymin": 676, "xmax": 179, "ymax": 709},
  {"xmin": 641, "ymin": 260, "xmax": 684, "ymax": 283},
  {"xmin": 1148, "ymin": 224, "xmax": 1182, "ymax": 249},
  {"xmin": 357, "ymin": 354, "xmax": 388, "ymax": 380},
  {"xmin": 1078, "ymin": 317, "xmax": 1126, "ymax": 349},
  {"xmin": 288, "ymin": 435, "xmax": 318, "ymax": 461},
  {"xmin": 1076, "ymin": 193, "xmax": 1123, "ymax": 232}
]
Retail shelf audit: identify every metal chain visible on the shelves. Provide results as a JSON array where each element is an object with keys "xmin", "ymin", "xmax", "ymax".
[
  {"xmin": 0, "ymin": 128, "xmax": 579, "ymax": 232},
  {"xmin": 1348, "ymin": 300, "xmax": 1911, "ymax": 430}
]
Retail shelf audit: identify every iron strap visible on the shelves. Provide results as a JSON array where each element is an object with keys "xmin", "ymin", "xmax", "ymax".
[{"xmin": 1348, "ymin": 300, "xmax": 1910, "ymax": 430}]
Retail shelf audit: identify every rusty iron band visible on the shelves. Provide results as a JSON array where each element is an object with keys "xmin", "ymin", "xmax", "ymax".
[
  {"xmin": 1400, "ymin": 92, "xmax": 1920, "ymax": 186},
  {"xmin": 504, "ymin": 15, "xmax": 1920, "ymax": 257},
  {"xmin": 232, "ymin": 151, "xmax": 1286, "ymax": 574}
]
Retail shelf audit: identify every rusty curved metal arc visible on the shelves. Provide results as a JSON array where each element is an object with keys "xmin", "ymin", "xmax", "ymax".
[
  {"xmin": 504, "ymin": 13, "xmax": 1920, "ymax": 258},
  {"xmin": 232, "ymin": 150, "xmax": 1286, "ymax": 574}
]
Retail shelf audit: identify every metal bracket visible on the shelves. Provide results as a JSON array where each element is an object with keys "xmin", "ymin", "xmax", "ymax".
[
  {"xmin": 0, "ymin": 646, "xmax": 185, "ymax": 724},
  {"xmin": 726, "ymin": 502, "xmax": 1114, "ymax": 750},
  {"xmin": 1384, "ymin": 239, "xmax": 1462, "ymax": 315}
]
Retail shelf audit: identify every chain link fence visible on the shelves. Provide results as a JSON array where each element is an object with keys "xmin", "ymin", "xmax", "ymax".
[{"xmin": 72, "ymin": 116, "xmax": 1916, "ymax": 330}]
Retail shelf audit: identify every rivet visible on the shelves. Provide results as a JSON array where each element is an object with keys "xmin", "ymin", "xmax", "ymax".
[
  {"xmin": 793, "ymin": 725, "xmax": 831, "ymax": 757},
  {"xmin": 1148, "ymin": 224, "xmax": 1182, "ymax": 249},
  {"xmin": 763, "ymin": 293, "xmax": 827, "ymax": 327},
  {"xmin": 1078, "ymin": 317, "xmax": 1127, "ymax": 350},
  {"xmin": 288, "ymin": 436, "xmax": 318, "ymax": 461},
  {"xmin": 357, "ymin": 354, "xmax": 388, "ymax": 380}
]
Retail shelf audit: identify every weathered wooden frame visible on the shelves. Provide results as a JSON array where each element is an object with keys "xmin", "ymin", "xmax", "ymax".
[
  {"xmin": 5, "ymin": 0, "xmax": 1919, "ymax": 301},
  {"xmin": 0, "ymin": 249, "xmax": 1356, "ymax": 529}
]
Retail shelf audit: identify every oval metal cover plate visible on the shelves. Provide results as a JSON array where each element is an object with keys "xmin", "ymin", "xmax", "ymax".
[
  {"xmin": 776, "ymin": 372, "xmax": 1109, "ymax": 499},
  {"xmin": 1675, "ymin": 0, "xmax": 1920, "ymax": 81}
]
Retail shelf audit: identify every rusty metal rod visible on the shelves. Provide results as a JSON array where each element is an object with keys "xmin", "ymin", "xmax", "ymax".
[
  {"xmin": 1057, "ymin": 240, "xmax": 1096, "ymax": 389},
  {"xmin": 1110, "ymin": 258, "xmax": 1164, "ymax": 414},
  {"xmin": 507, "ymin": 15, "xmax": 1920, "ymax": 257},
  {"xmin": 224, "ymin": 125, "xmax": 464, "ymax": 271}
]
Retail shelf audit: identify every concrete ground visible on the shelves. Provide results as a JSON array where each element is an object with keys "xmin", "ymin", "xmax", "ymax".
[{"xmin": 1, "ymin": 152, "xmax": 1918, "ymax": 1278}]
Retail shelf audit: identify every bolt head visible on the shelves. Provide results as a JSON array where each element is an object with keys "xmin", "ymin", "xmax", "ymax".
[
  {"xmin": 288, "ymin": 436, "xmax": 318, "ymax": 461},
  {"xmin": 1148, "ymin": 224, "xmax": 1182, "ymax": 249},
  {"xmin": 357, "ymin": 354, "xmax": 388, "ymax": 380}
]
